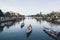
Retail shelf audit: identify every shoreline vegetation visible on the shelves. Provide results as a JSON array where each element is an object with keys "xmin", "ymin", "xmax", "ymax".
[
  {"xmin": 0, "ymin": 9, "xmax": 60, "ymax": 23},
  {"xmin": 29, "ymin": 12, "xmax": 60, "ymax": 23},
  {"xmin": 0, "ymin": 9, "xmax": 25, "ymax": 22}
]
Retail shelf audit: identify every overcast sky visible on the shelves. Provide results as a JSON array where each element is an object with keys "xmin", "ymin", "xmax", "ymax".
[{"xmin": 0, "ymin": 0, "xmax": 60, "ymax": 15}]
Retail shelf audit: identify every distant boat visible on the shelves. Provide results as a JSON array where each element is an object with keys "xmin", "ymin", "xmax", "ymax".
[
  {"xmin": 43, "ymin": 27, "xmax": 60, "ymax": 40},
  {"xmin": 26, "ymin": 24, "xmax": 32, "ymax": 33},
  {"xmin": 21, "ymin": 22, "xmax": 24, "ymax": 28}
]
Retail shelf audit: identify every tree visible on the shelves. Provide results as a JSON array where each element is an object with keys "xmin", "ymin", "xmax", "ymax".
[
  {"xmin": 4, "ymin": 12, "xmax": 11, "ymax": 17},
  {"xmin": 0, "ymin": 10, "xmax": 4, "ymax": 17}
]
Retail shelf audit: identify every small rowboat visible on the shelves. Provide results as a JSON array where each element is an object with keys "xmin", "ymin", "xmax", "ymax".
[
  {"xmin": 26, "ymin": 24, "xmax": 32, "ymax": 33},
  {"xmin": 21, "ymin": 22, "xmax": 24, "ymax": 28}
]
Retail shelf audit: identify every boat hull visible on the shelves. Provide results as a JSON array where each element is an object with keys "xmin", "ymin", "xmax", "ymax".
[
  {"xmin": 43, "ymin": 29, "xmax": 57, "ymax": 40},
  {"xmin": 26, "ymin": 29, "xmax": 32, "ymax": 33},
  {"xmin": 26, "ymin": 30, "xmax": 32, "ymax": 37}
]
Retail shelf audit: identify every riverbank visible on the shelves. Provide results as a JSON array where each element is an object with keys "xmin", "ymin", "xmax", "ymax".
[
  {"xmin": 32, "ymin": 17, "xmax": 60, "ymax": 24},
  {"xmin": 0, "ymin": 17, "xmax": 25, "ymax": 23},
  {"xmin": 45, "ymin": 18, "xmax": 60, "ymax": 23}
]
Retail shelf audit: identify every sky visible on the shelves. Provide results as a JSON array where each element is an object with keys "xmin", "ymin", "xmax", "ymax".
[{"xmin": 0, "ymin": 0, "xmax": 60, "ymax": 15}]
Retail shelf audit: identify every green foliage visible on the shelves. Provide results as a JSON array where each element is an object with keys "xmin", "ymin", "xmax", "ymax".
[
  {"xmin": 0, "ymin": 10, "xmax": 4, "ymax": 17},
  {"xmin": 0, "ymin": 9, "xmax": 23, "ymax": 17}
]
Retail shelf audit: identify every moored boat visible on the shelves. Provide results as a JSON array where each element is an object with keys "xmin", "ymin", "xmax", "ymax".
[
  {"xmin": 21, "ymin": 22, "xmax": 24, "ymax": 28},
  {"xmin": 26, "ymin": 24, "xmax": 32, "ymax": 33},
  {"xmin": 43, "ymin": 27, "xmax": 60, "ymax": 40}
]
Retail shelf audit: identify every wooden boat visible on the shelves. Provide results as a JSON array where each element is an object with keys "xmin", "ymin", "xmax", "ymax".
[
  {"xmin": 21, "ymin": 22, "xmax": 24, "ymax": 28},
  {"xmin": 26, "ymin": 24, "xmax": 32, "ymax": 33},
  {"xmin": 43, "ymin": 27, "xmax": 60, "ymax": 40}
]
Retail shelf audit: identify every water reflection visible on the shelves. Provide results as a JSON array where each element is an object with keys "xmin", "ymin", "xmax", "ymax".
[
  {"xmin": 0, "ymin": 26, "xmax": 4, "ymax": 32},
  {"xmin": 0, "ymin": 18, "xmax": 25, "ymax": 31},
  {"xmin": 0, "ymin": 17, "xmax": 60, "ymax": 40},
  {"xmin": 35, "ymin": 18, "xmax": 42, "ymax": 24},
  {"xmin": 35, "ymin": 17, "xmax": 60, "ymax": 40},
  {"xmin": 0, "ymin": 21, "xmax": 14, "ymax": 28},
  {"xmin": 26, "ymin": 30, "xmax": 32, "ymax": 38}
]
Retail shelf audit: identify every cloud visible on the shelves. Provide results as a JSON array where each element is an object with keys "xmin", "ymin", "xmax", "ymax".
[{"xmin": 0, "ymin": 0, "xmax": 60, "ymax": 15}]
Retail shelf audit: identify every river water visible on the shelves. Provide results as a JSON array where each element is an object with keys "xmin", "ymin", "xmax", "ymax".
[{"xmin": 0, "ymin": 17, "xmax": 60, "ymax": 40}]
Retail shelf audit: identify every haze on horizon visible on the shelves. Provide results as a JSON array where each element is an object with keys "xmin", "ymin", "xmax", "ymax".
[{"xmin": 0, "ymin": 0, "xmax": 60, "ymax": 15}]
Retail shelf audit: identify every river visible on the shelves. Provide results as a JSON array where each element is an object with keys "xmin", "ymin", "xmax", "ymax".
[{"xmin": 0, "ymin": 17, "xmax": 60, "ymax": 40}]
